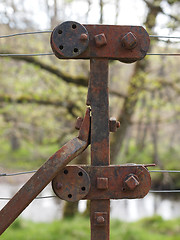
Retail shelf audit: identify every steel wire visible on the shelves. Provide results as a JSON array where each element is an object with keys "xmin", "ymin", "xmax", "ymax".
[
  {"xmin": 0, "ymin": 196, "xmax": 56, "ymax": 201},
  {"xmin": 0, "ymin": 170, "xmax": 37, "ymax": 177},
  {"xmin": 149, "ymin": 170, "xmax": 180, "ymax": 173},
  {"xmin": 1, "ymin": 169, "xmax": 180, "ymax": 177},
  {"xmin": 150, "ymin": 190, "xmax": 180, "ymax": 193},
  {"xmin": 147, "ymin": 53, "xmax": 180, "ymax": 56},
  {"xmin": 0, "ymin": 30, "xmax": 52, "ymax": 38},
  {"xmin": 0, "ymin": 53, "xmax": 179, "ymax": 57},
  {"xmin": 0, "ymin": 31, "xmax": 179, "ymax": 40},
  {"xmin": 0, "ymin": 190, "xmax": 180, "ymax": 201},
  {"xmin": 0, "ymin": 53, "xmax": 54, "ymax": 57},
  {"xmin": 149, "ymin": 35, "xmax": 180, "ymax": 39}
]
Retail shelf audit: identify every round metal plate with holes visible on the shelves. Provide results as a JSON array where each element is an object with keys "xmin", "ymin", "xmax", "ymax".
[
  {"xmin": 51, "ymin": 21, "xmax": 89, "ymax": 58},
  {"xmin": 52, "ymin": 166, "xmax": 90, "ymax": 202}
]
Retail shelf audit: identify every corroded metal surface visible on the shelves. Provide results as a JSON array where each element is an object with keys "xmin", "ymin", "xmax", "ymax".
[
  {"xmin": 0, "ymin": 108, "xmax": 91, "ymax": 235},
  {"xmin": 52, "ymin": 166, "xmax": 90, "ymax": 202},
  {"xmin": 0, "ymin": 21, "xmax": 152, "ymax": 240},
  {"xmin": 89, "ymin": 59, "xmax": 110, "ymax": 240},
  {"xmin": 83, "ymin": 165, "xmax": 151, "ymax": 199},
  {"xmin": 51, "ymin": 22, "xmax": 150, "ymax": 63},
  {"xmin": 51, "ymin": 21, "xmax": 89, "ymax": 57},
  {"xmin": 52, "ymin": 165, "xmax": 151, "ymax": 201}
]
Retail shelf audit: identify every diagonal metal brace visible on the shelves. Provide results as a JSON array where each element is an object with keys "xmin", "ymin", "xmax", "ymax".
[{"xmin": 0, "ymin": 108, "xmax": 91, "ymax": 235}]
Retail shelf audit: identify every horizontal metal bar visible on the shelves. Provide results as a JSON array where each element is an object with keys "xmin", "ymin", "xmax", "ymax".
[
  {"xmin": 0, "ymin": 196, "xmax": 56, "ymax": 201},
  {"xmin": 0, "ymin": 53, "xmax": 54, "ymax": 57},
  {"xmin": 0, "ymin": 30, "xmax": 52, "ymax": 39}
]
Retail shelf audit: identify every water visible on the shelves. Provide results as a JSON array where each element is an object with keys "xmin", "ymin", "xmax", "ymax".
[{"xmin": 0, "ymin": 182, "xmax": 180, "ymax": 222}]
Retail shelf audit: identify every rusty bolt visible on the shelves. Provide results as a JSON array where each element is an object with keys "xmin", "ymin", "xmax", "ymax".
[
  {"xmin": 80, "ymin": 33, "xmax": 88, "ymax": 41},
  {"xmin": 125, "ymin": 175, "xmax": 139, "ymax": 190},
  {"xmin": 94, "ymin": 33, "xmax": 107, "ymax": 47},
  {"xmin": 97, "ymin": 177, "xmax": 108, "ymax": 190},
  {"xmin": 56, "ymin": 182, "xmax": 62, "ymax": 190},
  {"xmin": 75, "ymin": 117, "xmax": 83, "ymax": 130},
  {"xmin": 121, "ymin": 32, "xmax": 137, "ymax": 50},
  {"xmin": 109, "ymin": 117, "xmax": 120, "ymax": 132},
  {"xmin": 97, "ymin": 216, "xmax": 105, "ymax": 224}
]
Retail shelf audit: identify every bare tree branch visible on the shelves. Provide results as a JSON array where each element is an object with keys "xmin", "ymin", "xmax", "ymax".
[{"xmin": 0, "ymin": 51, "xmax": 88, "ymax": 87}]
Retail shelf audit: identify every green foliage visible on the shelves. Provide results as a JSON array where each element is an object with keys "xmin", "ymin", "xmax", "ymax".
[{"xmin": 2, "ymin": 216, "xmax": 180, "ymax": 240}]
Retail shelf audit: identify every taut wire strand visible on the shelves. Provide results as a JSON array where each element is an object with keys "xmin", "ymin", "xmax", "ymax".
[
  {"xmin": 0, "ymin": 30, "xmax": 52, "ymax": 38},
  {"xmin": 1, "ymin": 169, "xmax": 180, "ymax": 177},
  {"xmin": 149, "ymin": 35, "xmax": 180, "ymax": 39},
  {"xmin": 0, "ymin": 53, "xmax": 54, "ymax": 57},
  {"xmin": 0, "ymin": 196, "xmax": 56, "ymax": 201},
  {"xmin": 150, "ymin": 190, "xmax": 180, "ymax": 193}
]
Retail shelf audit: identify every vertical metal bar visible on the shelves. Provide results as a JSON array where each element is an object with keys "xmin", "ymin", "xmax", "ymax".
[{"xmin": 88, "ymin": 58, "xmax": 110, "ymax": 240}]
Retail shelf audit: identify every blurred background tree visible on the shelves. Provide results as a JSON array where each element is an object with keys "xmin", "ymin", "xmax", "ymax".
[{"xmin": 0, "ymin": 0, "xmax": 180, "ymax": 217}]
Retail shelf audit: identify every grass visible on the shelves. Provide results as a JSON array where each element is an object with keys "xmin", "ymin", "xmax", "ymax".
[{"xmin": 1, "ymin": 215, "xmax": 180, "ymax": 240}]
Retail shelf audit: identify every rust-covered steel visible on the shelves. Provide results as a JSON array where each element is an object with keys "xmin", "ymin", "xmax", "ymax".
[
  {"xmin": 52, "ymin": 166, "xmax": 91, "ymax": 202},
  {"xmin": 51, "ymin": 21, "xmax": 150, "ymax": 63},
  {"xmin": 0, "ymin": 21, "xmax": 152, "ymax": 239},
  {"xmin": 53, "ymin": 165, "xmax": 151, "ymax": 200},
  {"xmin": 88, "ymin": 58, "xmax": 110, "ymax": 240},
  {"xmin": 0, "ymin": 108, "xmax": 90, "ymax": 235}
]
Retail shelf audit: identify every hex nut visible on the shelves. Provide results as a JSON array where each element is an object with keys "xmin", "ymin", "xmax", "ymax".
[
  {"xmin": 94, "ymin": 33, "xmax": 107, "ymax": 47},
  {"xmin": 121, "ymin": 32, "xmax": 137, "ymax": 50},
  {"xmin": 125, "ymin": 175, "xmax": 139, "ymax": 190},
  {"xmin": 97, "ymin": 177, "xmax": 108, "ymax": 189}
]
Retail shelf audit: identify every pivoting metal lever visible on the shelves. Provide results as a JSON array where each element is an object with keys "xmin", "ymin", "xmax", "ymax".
[{"xmin": 0, "ymin": 108, "xmax": 91, "ymax": 235}]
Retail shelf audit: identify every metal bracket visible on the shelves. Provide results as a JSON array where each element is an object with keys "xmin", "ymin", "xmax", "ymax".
[
  {"xmin": 0, "ymin": 21, "xmax": 152, "ymax": 239},
  {"xmin": 52, "ymin": 165, "xmax": 151, "ymax": 201},
  {"xmin": 51, "ymin": 21, "xmax": 150, "ymax": 62}
]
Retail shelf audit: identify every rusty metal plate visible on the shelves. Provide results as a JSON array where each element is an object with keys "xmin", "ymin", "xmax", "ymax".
[
  {"xmin": 83, "ymin": 165, "xmax": 151, "ymax": 199},
  {"xmin": 51, "ymin": 21, "xmax": 89, "ymax": 58},
  {"xmin": 51, "ymin": 23, "xmax": 150, "ymax": 62},
  {"xmin": 53, "ymin": 165, "xmax": 150, "ymax": 200},
  {"xmin": 52, "ymin": 166, "xmax": 90, "ymax": 202}
]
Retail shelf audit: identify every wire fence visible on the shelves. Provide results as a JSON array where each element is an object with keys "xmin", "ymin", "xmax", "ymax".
[
  {"xmin": 0, "ymin": 168, "xmax": 180, "ymax": 201},
  {"xmin": 0, "ymin": 30, "xmax": 179, "ymax": 200},
  {"xmin": 0, "ymin": 30, "xmax": 179, "ymax": 57}
]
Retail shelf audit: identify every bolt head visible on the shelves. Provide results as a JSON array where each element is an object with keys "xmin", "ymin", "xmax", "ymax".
[
  {"xmin": 97, "ymin": 216, "xmax": 105, "ymax": 224},
  {"xmin": 97, "ymin": 177, "xmax": 108, "ymax": 189},
  {"xmin": 56, "ymin": 182, "xmax": 62, "ymax": 190},
  {"xmin": 121, "ymin": 32, "xmax": 137, "ymax": 50},
  {"xmin": 109, "ymin": 118, "xmax": 120, "ymax": 132},
  {"xmin": 75, "ymin": 117, "xmax": 83, "ymax": 130},
  {"xmin": 94, "ymin": 33, "xmax": 107, "ymax": 47},
  {"xmin": 80, "ymin": 33, "xmax": 88, "ymax": 41},
  {"xmin": 125, "ymin": 175, "xmax": 139, "ymax": 190}
]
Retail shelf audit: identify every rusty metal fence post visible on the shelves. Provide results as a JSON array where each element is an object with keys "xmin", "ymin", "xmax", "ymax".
[
  {"xmin": 89, "ymin": 59, "xmax": 110, "ymax": 239},
  {"xmin": 0, "ymin": 21, "xmax": 152, "ymax": 239}
]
